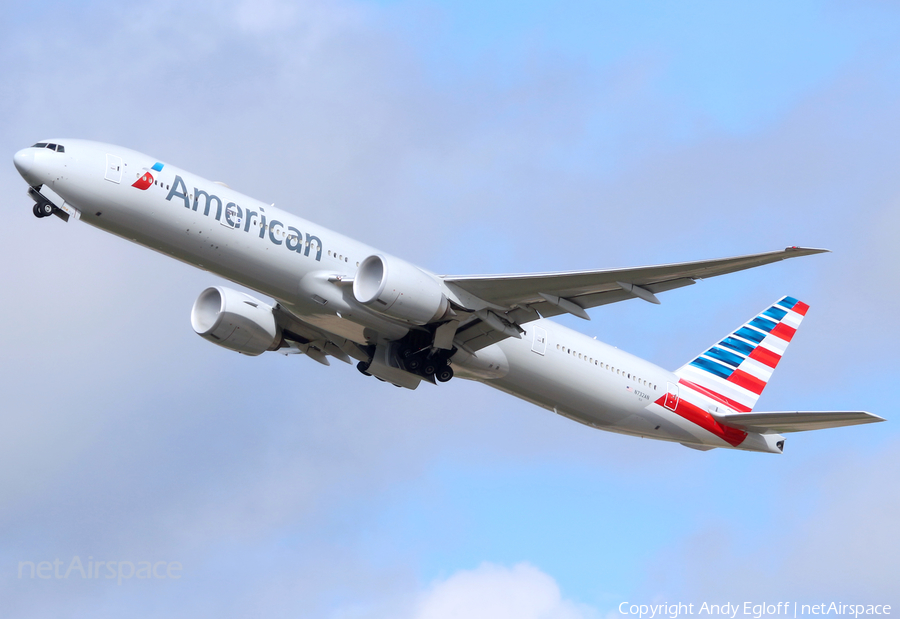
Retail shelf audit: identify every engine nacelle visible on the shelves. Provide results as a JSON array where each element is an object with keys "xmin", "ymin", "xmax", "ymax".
[
  {"xmin": 191, "ymin": 286, "xmax": 281, "ymax": 356},
  {"xmin": 353, "ymin": 254, "xmax": 449, "ymax": 325}
]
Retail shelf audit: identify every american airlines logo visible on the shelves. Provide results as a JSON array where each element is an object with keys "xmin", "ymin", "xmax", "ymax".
[
  {"xmin": 164, "ymin": 174, "xmax": 323, "ymax": 261},
  {"xmin": 131, "ymin": 162, "xmax": 164, "ymax": 190}
]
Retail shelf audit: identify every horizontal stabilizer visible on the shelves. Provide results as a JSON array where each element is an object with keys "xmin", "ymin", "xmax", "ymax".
[{"xmin": 712, "ymin": 410, "xmax": 885, "ymax": 433}]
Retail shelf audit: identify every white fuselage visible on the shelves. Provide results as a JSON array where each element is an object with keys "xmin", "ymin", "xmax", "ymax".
[{"xmin": 14, "ymin": 139, "xmax": 777, "ymax": 452}]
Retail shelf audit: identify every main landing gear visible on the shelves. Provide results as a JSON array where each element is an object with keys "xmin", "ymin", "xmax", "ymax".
[
  {"xmin": 355, "ymin": 335, "xmax": 456, "ymax": 386},
  {"xmin": 401, "ymin": 345, "xmax": 455, "ymax": 383}
]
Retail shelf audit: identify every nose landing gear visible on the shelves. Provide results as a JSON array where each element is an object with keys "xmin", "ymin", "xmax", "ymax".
[
  {"xmin": 28, "ymin": 186, "xmax": 65, "ymax": 220},
  {"xmin": 33, "ymin": 202, "xmax": 53, "ymax": 218}
]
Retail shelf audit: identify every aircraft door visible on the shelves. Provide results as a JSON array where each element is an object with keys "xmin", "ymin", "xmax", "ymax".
[
  {"xmin": 105, "ymin": 154, "xmax": 123, "ymax": 183},
  {"xmin": 664, "ymin": 382, "xmax": 679, "ymax": 411},
  {"xmin": 531, "ymin": 326, "xmax": 547, "ymax": 355}
]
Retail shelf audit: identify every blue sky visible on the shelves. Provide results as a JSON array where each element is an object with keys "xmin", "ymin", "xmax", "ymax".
[{"xmin": 1, "ymin": 1, "xmax": 898, "ymax": 617}]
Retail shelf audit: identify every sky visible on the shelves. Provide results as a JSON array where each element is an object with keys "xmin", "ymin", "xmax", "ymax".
[{"xmin": 1, "ymin": 1, "xmax": 898, "ymax": 617}]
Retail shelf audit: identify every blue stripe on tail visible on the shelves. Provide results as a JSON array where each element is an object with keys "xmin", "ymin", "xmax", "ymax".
[
  {"xmin": 689, "ymin": 357, "xmax": 734, "ymax": 379},
  {"xmin": 705, "ymin": 346, "xmax": 744, "ymax": 368},
  {"xmin": 720, "ymin": 336, "xmax": 755, "ymax": 356}
]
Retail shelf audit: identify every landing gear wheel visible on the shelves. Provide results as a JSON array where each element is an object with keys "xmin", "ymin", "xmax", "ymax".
[
  {"xmin": 407, "ymin": 358, "xmax": 422, "ymax": 371},
  {"xmin": 436, "ymin": 366, "xmax": 454, "ymax": 383},
  {"xmin": 33, "ymin": 204, "xmax": 44, "ymax": 218},
  {"xmin": 357, "ymin": 361, "xmax": 371, "ymax": 376},
  {"xmin": 40, "ymin": 202, "xmax": 53, "ymax": 217},
  {"xmin": 423, "ymin": 362, "xmax": 437, "ymax": 376}
]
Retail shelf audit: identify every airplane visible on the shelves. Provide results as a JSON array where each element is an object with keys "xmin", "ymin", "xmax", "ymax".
[{"xmin": 13, "ymin": 139, "xmax": 883, "ymax": 454}]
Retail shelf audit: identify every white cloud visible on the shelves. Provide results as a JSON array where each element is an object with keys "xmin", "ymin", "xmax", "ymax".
[{"xmin": 413, "ymin": 562, "xmax": 596, "ymax": 619}]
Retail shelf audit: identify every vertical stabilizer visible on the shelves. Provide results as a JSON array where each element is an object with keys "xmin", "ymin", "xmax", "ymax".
[{"xmin": 675, "ymin": 296, "xmax": 808, "ymax": 413}]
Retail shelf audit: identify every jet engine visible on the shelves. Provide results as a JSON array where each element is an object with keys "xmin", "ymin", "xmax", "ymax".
[
  {"xmin": 191, "ymin": 286, "xmax": 282, "ymax": 355},
  {"xmin": 353, "ymin": 254, "xmax": 449, "ymax": 325}
]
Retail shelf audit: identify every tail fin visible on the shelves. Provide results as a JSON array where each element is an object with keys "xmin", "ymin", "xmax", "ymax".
[{"xmin": 675, "ymin": 296, "xmax": 809, "ymax": 413}]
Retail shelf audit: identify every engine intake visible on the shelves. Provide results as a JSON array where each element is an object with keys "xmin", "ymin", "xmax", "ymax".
[
  {"xmin": 353, "ymin": 254, "xmax": 449, "ymax": 325},
  {"xmin": 191, "ymin": 286, "xmax": 281, "ymax": 355}
]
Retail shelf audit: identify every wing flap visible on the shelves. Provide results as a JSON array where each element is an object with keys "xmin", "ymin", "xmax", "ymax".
[
  {"xmin": 533, "ymin": 276, "xmax": 698, "ymax": 318},
  {"xmin": 713, "ymin": 410, "xmax": 885, "ymax": 433}
]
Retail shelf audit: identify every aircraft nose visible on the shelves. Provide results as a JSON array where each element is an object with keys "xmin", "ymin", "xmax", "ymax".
[{"xmin": 13, "ymin": 148, "xmax": 39, "ymax": 186}]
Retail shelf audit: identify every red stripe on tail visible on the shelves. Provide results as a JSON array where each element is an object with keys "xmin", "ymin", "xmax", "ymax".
[
  {"xmin": 728, "ymin": 369, "xmax": 767, "ymax": 395},
  {"xmin": 678, "ymin": 379, "xmax": 752, "ymax": 412},
  {"xmin": 770, "ymin": 323, "xmax": 796, "ymax": 342},
  {"xmin": 749, "ymin": 346, "xmax": 781, "ymax": 368},
  {"xmin": 656, "ymin": 395, "xmax": 747, "ymax": 447}
]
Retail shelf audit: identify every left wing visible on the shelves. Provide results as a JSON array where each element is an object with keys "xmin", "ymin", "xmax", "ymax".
[{"xmin": 443, "ymin": 247, "xmax": 827, "ymax": 352}]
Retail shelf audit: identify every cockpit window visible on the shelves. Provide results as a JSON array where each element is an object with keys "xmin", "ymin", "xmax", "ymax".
[{"xmin": 30, "ymin": 142, "xmax": 64, "ymax": 152}]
